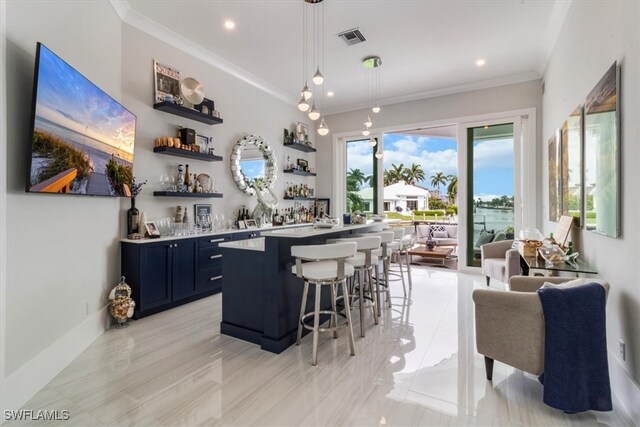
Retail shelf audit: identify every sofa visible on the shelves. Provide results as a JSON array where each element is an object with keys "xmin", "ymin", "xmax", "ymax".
[{"xmin": 415, "ymin": 224, "xmax": 458, "ymax": 246}]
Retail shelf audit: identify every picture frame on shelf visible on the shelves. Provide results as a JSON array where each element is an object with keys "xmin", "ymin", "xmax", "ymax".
[
  {"xmin": 153, "ymin": 60, "xmax": 180, "ymax": 103},
  {"xmin": 194, "ymin": 98, "xmax": 214, "ymax": 116},
  {"xmin": 244, "ymin": 219, "xmax": 258, "ymax": 229},
  {"xmin": 144, "ymin": 221, "xmax": 161, "ymax": 238},
  {"xmin": 297, "ymin": 159, "xmax": 309, "ymax": 171},
  {"xmin": 194, "ymin": 203, "xmax": 212, "ymax": 227},
  {"xmin": 315, "ymin": 198, "xmax": 330, "ymax": 217},
  {"xmin": 237, "ymin": 220, "xmax": 246, "ymax": 229},
  {"xmin": 196, "ymin": 134, "xmax": 211, "ymax": 153},
  {"xmin": 296, "ymin": 122, "xmax": 309, "ymax": 143}
]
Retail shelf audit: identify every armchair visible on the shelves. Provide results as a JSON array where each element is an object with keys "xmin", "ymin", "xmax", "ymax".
[
  {"xmin": 473, "ymin": 276, "xmax": 609, "ymax": 381},
  {"xmin": 480, "ymin": 239, "xmax": 520, "ymax": 286}
]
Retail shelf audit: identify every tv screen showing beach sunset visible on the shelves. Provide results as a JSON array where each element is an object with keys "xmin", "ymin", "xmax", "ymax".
[{"xmin": 28, "ymin": 43, "xmax": 136, "ymax": 196}]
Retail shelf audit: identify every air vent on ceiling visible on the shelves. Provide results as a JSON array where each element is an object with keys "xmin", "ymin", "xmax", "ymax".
[{"xmin": 337, "ymin": 28, "xmax": 366, "ymax": 46}]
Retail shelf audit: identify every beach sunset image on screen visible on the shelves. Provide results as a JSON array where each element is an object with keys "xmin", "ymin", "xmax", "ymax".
[{"xmin": 28, "ymin": 44, "xmax": 136, "ymax": 196}]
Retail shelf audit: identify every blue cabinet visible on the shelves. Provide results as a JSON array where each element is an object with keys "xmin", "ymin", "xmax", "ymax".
[
  {"xmin": 122, "ymin": 233, "xmax": 231, "ymax": 318},
  {"xmin": 232, "ymin": 231, "xmax": 260, "ymax": 241}
]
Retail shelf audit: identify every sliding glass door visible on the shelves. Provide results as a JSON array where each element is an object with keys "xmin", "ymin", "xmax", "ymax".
[
  {"xmin": 345, "ymin": 138, "xmax": 378, "ymax": 214},
  {"xmin": 466, "ymin": 124, "xmax": 515, "ymax": 267}
]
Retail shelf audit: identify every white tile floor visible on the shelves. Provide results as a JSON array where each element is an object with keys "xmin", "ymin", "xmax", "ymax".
[{"xmin": 10, "ymin": 267, "xmax": 633, "ymax": 426}]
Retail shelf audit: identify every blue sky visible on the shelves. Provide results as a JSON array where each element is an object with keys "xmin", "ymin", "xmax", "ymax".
[
  {"xmin": 346, "ymin": 133, "xmax": 514, "ymax": 198},
  {"xmin": 35, "ymin": 44, "xmax": 136, "ymax": 154},
  {"xmin": 240, "ymin": 159, "xmax": 265, "ymax": 180}
]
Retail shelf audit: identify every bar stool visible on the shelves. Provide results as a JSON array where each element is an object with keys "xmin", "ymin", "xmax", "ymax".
[
  {"xmin": 328, "ymin": 235, "xmax": 381, "ymax": 338},
  {"xmin": 397, "ymin": 227, "xmax": 415, "ymax": 291},
  {"xmin": 291, "ymin": 241, "xmax": 358, "ymax": 366},
  {"xmin": 389, "ymin": 227, "xmax": 408, "ymax": 295},
  {"xmin": 356, "ymin": 231, "xmax": 395, "ymax": 316}
]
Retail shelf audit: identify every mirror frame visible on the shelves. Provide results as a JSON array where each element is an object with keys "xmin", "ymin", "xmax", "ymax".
[{"xmin": 230, "ymin": 135, "xmax": 277, "ymax": 195}]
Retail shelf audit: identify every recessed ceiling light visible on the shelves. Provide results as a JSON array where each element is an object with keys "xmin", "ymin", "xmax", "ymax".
[
  {"xmin": 224, "ymin": 20, "xmax": 236, "ymax": 30},
  {"xmin": 327, "ymin": 91, "xmax": 334, "ymax": 97},
  {"xmin": 476, "ymin": 59, "xmax": 486, "ymax": 67}
]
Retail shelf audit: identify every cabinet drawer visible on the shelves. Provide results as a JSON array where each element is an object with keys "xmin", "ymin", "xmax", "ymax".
[
  {"xmin": 197, "ymin": 266, "xmax": 223, "ymax": 293},
  {"xmin": 232, "ymin": 231, "xmax": 261, "ymax": 241},
  {"xmin": 199, "ymin": 234, "xmax": 231, "ymax": 249},
  {"xmin": 199, "ymin": 247, "xmax": 223, "ymax": 268}
]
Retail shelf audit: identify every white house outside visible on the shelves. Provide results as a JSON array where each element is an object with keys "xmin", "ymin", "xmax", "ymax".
[{"xmin": 357, "ymin": 182, "xmax": 430, "ymax": 213}]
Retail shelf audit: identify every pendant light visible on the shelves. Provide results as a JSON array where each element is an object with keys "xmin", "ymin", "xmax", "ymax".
[
  {"xmin": 375, "ymin": 147, "xmax": 383, "ymax": 159},
  {"xmin": 362, "ymin": 127, "xmax": 370, "ymax": 137},
  {"xmin": 368, "ymin": 137, "xmax": 377, "ymax": 147},
  {"xmin": 317, "ymin": 117, "xmax": 329, "ymax": 135},
  {"xmin": 313, "ymin": 67, "xmax": 324, "ymax": 86},
  {"xmin": 298, "ymin": 95, "xmax": 310, "ymax": 112},
  {"xmin": 364, "ymin": 115, "xmax": 372, "ymax": 128},
  {"xmin": 372, "ymin": 103, "xmax": 381, "ymax": 114},
  {"xmin": 308, "ymin": 102, "xmax": 320, "ymax": 121},
  {"xmin": 302, "ymin": 81, "xmax": 312, "ymax": 100}
]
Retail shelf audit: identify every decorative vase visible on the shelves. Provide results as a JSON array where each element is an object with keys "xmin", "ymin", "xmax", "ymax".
[
  {"xmin": 109, "ymin": 276, "xmax": 135, "ymax": 328},
  {"xmin": 426, "ymin": 238, "xmax": 436, "ymax": 250},
  {"xmin": 127, "ymin": 197, "xmax": 139, "ymax": 235}
]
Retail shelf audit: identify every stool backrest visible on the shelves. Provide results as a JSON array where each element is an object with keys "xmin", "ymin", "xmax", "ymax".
[
  {"xmin": 392, "ymin": 228, "xmax": 405, "ymax": 239},
  {"xmin": 291, "ymin": 242, "xmax": 357, "ymax": 261},
  {"xmin": 356, "ymin": 231, "xmax": 394, "ymax": 244},
  {"xmin": 329, "ymin": 235, "xmax": 381, "ymax": 251}
]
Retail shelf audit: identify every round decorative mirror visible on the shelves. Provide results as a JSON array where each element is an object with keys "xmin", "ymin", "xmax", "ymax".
[{"xmin": 230, "ymin": 135, "xmax": 277, "ymax": 195}]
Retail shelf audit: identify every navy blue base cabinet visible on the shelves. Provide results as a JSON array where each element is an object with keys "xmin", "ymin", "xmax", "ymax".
[{"xmin": 121, "ymin": 234, "xmax": 232, "ymax": 318}]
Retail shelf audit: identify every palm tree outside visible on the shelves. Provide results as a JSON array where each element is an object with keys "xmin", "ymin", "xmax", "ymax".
[
  {"xmin": 403, "ymin": 163, "xmax": 426, "ymax": 185},
  {"xmin": 430, "ymin": 172, "xmax": 448, "ymax": 190}
]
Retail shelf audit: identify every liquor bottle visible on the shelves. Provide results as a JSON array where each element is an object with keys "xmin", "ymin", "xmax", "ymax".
[
  {"xmin": 192, "ymin": 173, "xmax": 199, "ymax": 193},
  {"xmin": 127, "ymin": 198, "xmax": 139, "ymax": 235},
  {"xmin": 184, "ymin": 164, "xmax": 191, "ymax": 188},
  {"xmin": 182, "ymin": 206, "xmax": 189, "ymax": 224}
]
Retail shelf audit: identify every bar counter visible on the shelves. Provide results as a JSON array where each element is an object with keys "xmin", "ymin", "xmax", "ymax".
[{"xmin": 219, "ymin": 223, "xmax": 379, "ymax": 353}]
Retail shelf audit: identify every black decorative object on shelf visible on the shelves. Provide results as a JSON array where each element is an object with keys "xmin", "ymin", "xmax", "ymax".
[
  {"xmin": 283, "ymin": 169, "xmax": 316, "ymax": 177},
  {"xmin": 283, "ymin": 196, "xmax": 315, "ymax": 201},
  {"xmin": 153, "ymin": 146, "xmax": 223, "ymax": 162},
  {"xmin": 154, "ymin": 101, "xmax": 223, "ymax": 125},
  {"xmin": 283, "ymin": 142, "xmax": 316, "ymax": 153},
  {"xmin": 154, "ymin": 191, "xmax": 223, "ymax": 198}
]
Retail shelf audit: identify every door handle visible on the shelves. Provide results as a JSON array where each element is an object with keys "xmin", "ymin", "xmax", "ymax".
[
  {"xmin": 209, "ymin": 254, "xmax": 222, "ymax": 260},
  {"xmin": 209, "ymin": 238, "xmax": 225, "ymax": 243},
  {"xmin": 209, "ymin": 275, "xmax": 223, "ymax": 281}
]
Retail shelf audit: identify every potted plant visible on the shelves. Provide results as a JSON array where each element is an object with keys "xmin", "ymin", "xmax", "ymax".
[{"xmin": 505, "ymin": 225, "xmax": 515, "ymax": 240}]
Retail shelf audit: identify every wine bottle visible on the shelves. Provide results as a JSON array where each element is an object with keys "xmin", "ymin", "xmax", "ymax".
[
  {"xmin": 184, "ymin": 164, "xmax": 190, "ymax": 187},
  {"xmin": 127, "ymin": 198, "xmax": 139, "ymax": 235}
]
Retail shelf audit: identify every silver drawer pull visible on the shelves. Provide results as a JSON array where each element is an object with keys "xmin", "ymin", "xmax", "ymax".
[
  {"xmin": 209, "ymin": 238, "xmax": 225, "ymax": 243},
  {"xmin": 209, "ymin": 275, "xmax": 223, "ymax": 281},
  {"xmin": 209, "ymin": 254, "xmax": 222, "ymax": 260}
]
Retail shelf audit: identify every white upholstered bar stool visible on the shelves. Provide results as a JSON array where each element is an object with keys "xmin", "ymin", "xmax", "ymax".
[
  {"xmin": 388, "ymin": 227, "xmax": 408, "ymax": 295},
  {"xmin": 291, "ymin": 242, "xmax": 358, "ymax": 366},
  {"xmin": 356, "ymin": 231, "xmax": 395, "ymax": 316},
  {"xmin": 397, "ymin": 227, "xmax": 415, "ymax": 291},
  {"xmin": 328, "ymin": 235, "xmax": 381, "ymax": 338}
]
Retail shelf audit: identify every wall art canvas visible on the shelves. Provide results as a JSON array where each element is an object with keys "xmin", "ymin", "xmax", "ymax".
[
  {"xmin": 153, "ymin": 60, "xmax": 181, "ymax": 103},
  {"xmin": 548, "ymin": 130, "xmax": 561, "ymax": 222},
  {"xmin": 561, "ymin": 106, "xmax": 583, "ymax": 227}
]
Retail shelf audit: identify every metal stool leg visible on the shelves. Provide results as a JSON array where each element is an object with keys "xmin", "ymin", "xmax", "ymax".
[
  {"xmin": 296, "ymin": 280, "xmax": 310, "ymax": 345},
  {"xmin": 312, "ymin": 283, "xmax": 321, "ymax": 366},
  {"xmin": 375, "ymin": 264, "xmax": 382, "ymax": 317},
  {"xmin": 384, "ymin": 258, "xmax": 391, "ymax": 308},
  {"xmin": 404, "ymin": 247, "xmax": 413, "ymax": 290},
  {"xmin": 397, "ymin": 251, "xmax": 407, "ymax": 296},
  {"xmin": 358, "ymin": 270, "xmax": 365, "ymax": 338},
  {"xmin": 368, "ymin": 268, "xmax": 379, "ymax": 325},
  {"xmin": 341, "ymin": 280, "xmax": 356, "ymax": 355},
  {"xmin": 330, "ymin": 282, "xmax": 338, "ymax": 339}
]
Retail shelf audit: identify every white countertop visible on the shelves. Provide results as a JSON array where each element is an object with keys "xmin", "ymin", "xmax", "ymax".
[
  {"xmin": 261, "ymin": 222, "xmax": 380, "ymax": 238},
  {"xmin": 120, "ymin": 223, "xmax": 313, "ymax": 244},
  {"xmin": 219, "ymin": 237, "xmax": 265, "ymax": 252}
]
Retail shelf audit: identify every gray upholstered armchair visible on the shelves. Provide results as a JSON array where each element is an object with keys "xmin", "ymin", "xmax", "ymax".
[
  {"xmin": 473, "ymin": 276, "xmax": 610, "ymax": 381},
  {"xmin": 480, "ymin": 239, "xmax": 520, "ymax": 286}
]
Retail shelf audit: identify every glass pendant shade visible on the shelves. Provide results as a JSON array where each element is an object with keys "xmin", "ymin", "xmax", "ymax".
[
  {"xmin": 308, "ymin": 102, "xmax": 320, "ymax": 121},
  {"xmin": 375, "ymin": 147, "xmax": 383, "ymax": 159},
  {"xmin": 312, "ymin": 67, "xmax": 324, "ymax": 85},
  {"xmin": 297, "ymin": 95, "xmax": 310, "ymax": 112},
  {"xmin": 372, "ymin": 103, "xmax": 381, "ymax": 113},
  {"xmin": 362, "ymin": 127, "xmax": 370, "ymax": 137},
  {"xmin": 317, "ymin": 117, "xmax": 329, "ymax": 136},
  {"xmin": 368, "ymin": 137, "xmax": 377, "ymax": 147},
  {"xmin": 302, "ymin": 82, "xmax": 313, "ymax": 100},
  {"xmin": 364, "ymin": 116, "xmax": 372, "ymax": 128}
]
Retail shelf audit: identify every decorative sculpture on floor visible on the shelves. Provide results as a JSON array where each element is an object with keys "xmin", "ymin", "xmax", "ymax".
[{"xmin": 109, "ymin": 276, "xmax": 135, "ymax": 328}]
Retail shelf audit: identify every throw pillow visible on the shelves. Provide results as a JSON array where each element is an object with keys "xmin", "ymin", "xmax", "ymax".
[
  {"xmin": 542, "ymin": 278, "xmax": 607, "ymax": 290},
  {"xmin": 475, "ymin": 230, "xmax": 494, "ymax": 247},
  {"xmin": 433, "ymin": 231, "xmax": 448, "ymax": 238}
]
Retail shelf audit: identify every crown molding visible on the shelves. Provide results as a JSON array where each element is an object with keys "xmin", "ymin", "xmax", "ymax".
[
  {"xmin": 323, "ymin": 70, "xmax": 541, "ymax": 116},
  {"xmin": 108, "ymin": 0, "xmax": 297, "ymax": 106}
]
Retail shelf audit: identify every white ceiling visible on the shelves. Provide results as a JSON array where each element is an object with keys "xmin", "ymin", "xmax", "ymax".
[{"xmin": 120, "ymin": 0, "xmax": 565, "ymax": 114}]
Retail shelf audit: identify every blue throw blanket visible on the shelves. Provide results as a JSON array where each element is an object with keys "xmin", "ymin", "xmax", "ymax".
[{"xmin": 537, "ymin": 283, "xmax": 612, "ymax": 413}]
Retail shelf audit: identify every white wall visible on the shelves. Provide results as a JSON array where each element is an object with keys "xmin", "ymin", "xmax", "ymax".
[
  {"xmin": 2, "ymin": 0, "xmax": 313, "ymax": 411},
  {"xmin": 541, "ymin": 0, "xmax": 640, "ymax": 420},
  {"xmin": 317, "ymin": 80, "xmax": 542, "ymax": 216}
]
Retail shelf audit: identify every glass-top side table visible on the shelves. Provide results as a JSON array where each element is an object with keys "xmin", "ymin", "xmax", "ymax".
[{"xmin": 520, "ymin": 255, "xmax": 598, "ymax": 276}]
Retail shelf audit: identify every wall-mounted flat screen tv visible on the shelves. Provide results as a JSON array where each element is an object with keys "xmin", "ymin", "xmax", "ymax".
[{"xmin": 27, "ymin": 43, "xmax": 136, "ymax": 196}]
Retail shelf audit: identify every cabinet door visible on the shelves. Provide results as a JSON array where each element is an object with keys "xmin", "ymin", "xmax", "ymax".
[
  {"xmin": 139, "ymin": 242, "xmax": 172, "ymax": 311},
  {"xmin": 172, "ymin": 239, "xmax": 197, "ymax": 301}
]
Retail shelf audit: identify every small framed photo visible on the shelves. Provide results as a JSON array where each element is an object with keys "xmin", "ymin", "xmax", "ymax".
[
  {"xmin": 315, "ymin": 198, "xmax": 330, "ymax": 217},
  {"xmin": 244, "ymin": 219, "xmax": 257, "ymax": 229},
  {"xmin": 296, "ymin": 122, "xmax": 309, "ymax": 142},
  {"xmin": 196, "ymin": 134, "xmax": 211, "ymax": 151},
  {"xmin": 144, "ymin": 221, "xmax": 161, "ymax": 238},
  {"xmin": 297, "ymin": 159, "xmax": 309, "ymax": 170},
  {"xmin": 238, "ymin": 220, "xmax": 246, "ymax": 229},
  {"xmin": 193, "ymin": 98, "xmax": 215, "ymax": 115},
  {"xmin": 194, "ymin": 203, "xmax": 212, "ymax": 227}
]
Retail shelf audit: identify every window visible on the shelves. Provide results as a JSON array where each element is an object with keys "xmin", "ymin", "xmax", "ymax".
[
  {"xmin": 406, "ymin": 200, "xmax": 418, "ymax": 211},
  {"xmin": 346, "ymin": 139, "xmax": 378, "ymax": 213}
]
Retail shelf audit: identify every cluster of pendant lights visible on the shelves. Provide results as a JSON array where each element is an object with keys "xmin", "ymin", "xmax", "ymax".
[
  {"xmin": 297, "ymin": 0, "xmax": 329, "ymax": 136},
  {"xmin": 362, "ymin": 56, "xmax": 383, "ymax": 158}
]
